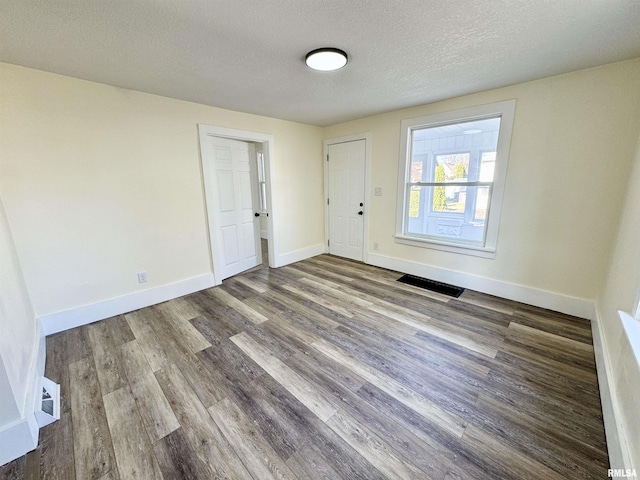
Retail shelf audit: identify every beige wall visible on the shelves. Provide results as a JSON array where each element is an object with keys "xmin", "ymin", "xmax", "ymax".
[
  {"xmin": 597, "ymin": 132, "xmax": 640, "ymax": 468},
  {"xmin": 0, "ymin": 193, "xmax": 38, "ymax": 424},
  {"xmin": 0, "ymin": 63, "xmax": 324, "ymax": 318},
  {"xmin": 324, "ymin": 59, "xmax": 640, "ymax": 303}
]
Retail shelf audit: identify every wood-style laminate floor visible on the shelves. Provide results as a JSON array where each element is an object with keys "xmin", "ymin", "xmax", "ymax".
[{"xmin": 1, "ymin": 254, "xmax": 608, "ymax": 479}]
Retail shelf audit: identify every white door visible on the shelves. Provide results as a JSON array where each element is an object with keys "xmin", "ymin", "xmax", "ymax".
[
  {"xmin": 201, "ymin": 136, "xmax": 262, "ymax": 281},
  {"xmin": 328, "ymin": 140, "xmax": 366, "ymax": 261}
]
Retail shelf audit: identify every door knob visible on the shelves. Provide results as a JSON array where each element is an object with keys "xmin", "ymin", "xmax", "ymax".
[
  {"xmin": 358, "ymin": 211, "xmax": 363, "ymax": 215},
  {"xmin": 254, "ymin": 212, "xmax": 260, "ymax": 217}
]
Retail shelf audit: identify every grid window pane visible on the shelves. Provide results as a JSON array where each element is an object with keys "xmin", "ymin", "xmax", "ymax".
[{"xmin": 405, "ymin": 116, "xmax": 501, "ymax": 245}]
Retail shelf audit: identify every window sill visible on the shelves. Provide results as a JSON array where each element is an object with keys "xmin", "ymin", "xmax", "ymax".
[
  {"xmin": 619, "ymin": 310, "xmax": 640, "ymax": 369},
  {"xmin": 394, "ymin": 234, "xmax": 496, "ymax": 259}
]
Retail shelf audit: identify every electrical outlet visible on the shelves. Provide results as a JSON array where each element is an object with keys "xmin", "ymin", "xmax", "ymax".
[
  {"xmin": 137, "ymin": 272, "xmax": 147, "ymax": 284},
  {"xmin": 373, "ymin": 242, "xmax": 379, "ymax": 250}
]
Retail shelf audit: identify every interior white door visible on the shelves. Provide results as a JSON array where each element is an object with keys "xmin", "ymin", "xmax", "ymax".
[
  {"xmin": 328, "ymin": 139, "xmax": 365, "ymax": 261},
  {"xmin": 202, "ymin": 136, "xmax": 262, "ymax": 281}
]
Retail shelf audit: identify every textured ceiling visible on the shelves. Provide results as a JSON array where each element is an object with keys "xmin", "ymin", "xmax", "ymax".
[{"xmin": 1, "ymin": 1, "xmax": 640, "ymax": 126}]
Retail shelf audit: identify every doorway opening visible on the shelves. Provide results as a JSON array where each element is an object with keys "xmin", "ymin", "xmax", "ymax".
[{"xmin": 198, "ymin": 125, "xmax": 277, "ymax": 285}]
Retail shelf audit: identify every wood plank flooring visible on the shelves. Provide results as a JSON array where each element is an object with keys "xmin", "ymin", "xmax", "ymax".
[{"xmin": 0, "ymin": 254, "xmax": 609, "ymax": 479}]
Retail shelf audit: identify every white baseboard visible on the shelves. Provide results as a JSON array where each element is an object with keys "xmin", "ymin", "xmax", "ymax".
[
  {"xmin": 275, "ymin": 244, "xmax": 325, "ymax": 268},
  {"xmin": 0, "ymin": 416, "xmax": 38, "ymax": 466},
  {"xmin": 39, "ymin": 273, "xmax": 216, "ymax": 335},
  {"xmin": 0, "ymin": 332, "xmax": 45, "ymax": 467},
  {"xmin": 592, "ymin": 307, "xmax": 628, "ymax": 470},
  {"xmin": 366, "ymin": 252, "xmax": 596, "ymax": 320}
]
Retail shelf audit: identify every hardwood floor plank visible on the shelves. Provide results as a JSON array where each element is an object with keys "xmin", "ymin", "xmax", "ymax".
[
  {"xmin": 286, "ymin": 349, "xmax": 453, "ymax": 478},
  {"xmin": 469, "ymin": 393, "xmax": 608, "ymax": 478},
  {"xmin": 220, "ymin": 276, "xmax": 260, "ymax": 300},
  {"xmin": 101, "ymin": 315, "xmax": 136, "ymax": 347},
  {"xmin": 103, "ymin": 387, "xmax": 163, "ymax": 479},
  {"xmin": 171, "ymin": 348, "xmax": 228, "ymax": 408},
  {"xmin": 208, "ymin": 287, "xmax": 268, "ymax": 323},
  {"xmin": 482, "ymin": 365, "xmax": 606, "ymax": 439},
  {"xmin": 234, "ymin": 274, "xmax": 269, "ymax": 293},
  {"xmin": 285, "ymin": 445, "xmax": 347, "ymax": 480},
  {"xmin": 281, "ymin": 261, "xmax": 356, "ymax": 284},
  {"xmin": 165, "ymin": 296, "xmax": 202, "ymax": 321},
  {"xmin": 287, "ymin": 347, "xmax": 367, "ymax": 394},
  {"xmin": 23, "ymin": 449, "xmax": 40, "ymax": 480},
  {"xmin": 209, "ymin": 396, "xmax": 297, "ymax": 479},
  {"xmin": 262, "ymin": 289, "xmax": 342, "ymax": 330},
  {"xmin": 119, "ymin": 340, "xmax": 180, "ymax": 441},
  {"xmin": 457, "ymin": 289, "xmax": 517, "ymax": 314},
  {"xmin": 235, "ymin": 373, "xmax": 326, "ymax": 461},
  {"xmin": 124, "ymin": 311, "xmax": 172, "ymax": 372},
  {"xmin": 320, "ymin": 324, "xmax": 481, "ymax": 417},
  {"xmin": 152, "ymin": 428, "xmax": 216, "ymax": 480},
  {"xmin": 154, "ymin": 302, "xmax": 211, "ymax": 353},
  {"xmin": 281, "ymin": 283, "xmax": 356, "ymax": 318},
  {"xmin": 231, "ymin": 331, "xmax": 338, "ymax": 422},
  {"xmin": 155, "ymin": 364, "xmax": 253, "ymax": 479},
  {"xmin": 87, "ymin": 321, "xmax": 128, "ymax": 395},
  {"xmin": 65, "ymin": 325, "xmax": 92, "ymax": 364},
  {"xmin": 326, "ymin": 410, "xmax": 433, "ymax": 480},
  {"xmin": 508, "ymin": 321, "xmax": 595, "ymax": 356},
  {"xmin": 512, "ymin": 307, "xmax": 594, "ymax": 344},
  {"xmin": 310, "ymin": 338, "xmax": 467, "ymax": 437},
  {"xmin": 0, "ymin": 457, "xmax": 24, "ymax": 480},
  {"xmin": 38, "ymin": 406, "xmax": 75, "ymax": 480},
  {"xmin": 346, "ymin": 312, "xmax": 490, "ymax": 384},
  {"xmin": 69, "ymin": 357, "xmax": 117, "ymax": 480},
  {"xmin": 456, "ymin": 424, "xmax": 568, "ymax": 480}
]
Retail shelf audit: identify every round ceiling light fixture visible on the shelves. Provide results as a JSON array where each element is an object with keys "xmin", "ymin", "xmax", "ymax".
[{"xmin": 305, "ymin": 48, "xmax": 348, "ymax": 71}]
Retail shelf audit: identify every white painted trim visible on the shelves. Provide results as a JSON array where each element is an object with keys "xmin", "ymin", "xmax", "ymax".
[
  {"xmin": 592, "ymin": 307, "xmax": 629, "ymax": 470},
  {"xmin": 0, "ymin": 416, "xmax": 38, "ymax": 466},
  {"xmin": 394, "ymin": 234, "xmax": 497, "ymax": 259},
  {"xmin": 0, "ymin": 332, "xmax": 45, "ymax": 467},
  {"xmin": 366, "ymin": 252, "xmax": 596, "ymax": 319},
  {"xmin": 39, "ymin": 273, "xmax": 216, "ymax": 335},
  {"xmin": 260, "ymin": 229, "xmax": 268, "ymax": 239},
  {"xmin": 274, "ymin": 244, "xmax": 325, "ymax": 268},
  {"xmin": 197, "ymin": 124, "xmax": 279, "ymax": 272},
  {"xmin": 324, "ymin": 132, "xmax": 372, "ymax": 262}
]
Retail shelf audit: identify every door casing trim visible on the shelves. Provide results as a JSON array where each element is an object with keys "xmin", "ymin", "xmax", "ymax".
[{"xmin": 198, "ymin": 124, "xmax": 277, "ymax": 284}]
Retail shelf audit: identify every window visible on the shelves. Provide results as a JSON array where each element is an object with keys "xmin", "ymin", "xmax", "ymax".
[
  {"xmin": 256, "ymin": 151, "xmax": 268, "ymax": 212},
  {"xmin": 396, "ymin": 100, "xmax": 516, "ymax": 257}
]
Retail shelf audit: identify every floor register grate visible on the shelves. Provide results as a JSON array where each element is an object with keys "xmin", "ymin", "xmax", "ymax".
[{"xmin": 397, "ymin": 274, "xmax": 465, "ymax": 297}]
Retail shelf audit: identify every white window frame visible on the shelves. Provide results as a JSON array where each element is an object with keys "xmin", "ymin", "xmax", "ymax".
[{"xmin": 395, "ymin": 100, "xmax": 516, "ymax": 258}]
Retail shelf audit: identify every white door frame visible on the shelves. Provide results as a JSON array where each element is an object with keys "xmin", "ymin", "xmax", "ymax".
[
  {"xmin": 324, "ymin": 132, "xmax": 372, "ymax": 264},
  {"xmin": 198, "ymin": 124, "xmax": 277, "ymax": 285}
]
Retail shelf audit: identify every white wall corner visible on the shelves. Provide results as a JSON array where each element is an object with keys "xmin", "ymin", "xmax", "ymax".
[
  {"xmin": 366, "ymin": 252, "xmax": 596, "ymax": 320},
  {"xmin": 275, "ymin": 244, "xmax": 325, "ymax": 268},
  {"xmin": 592, "ymin": 306, "xmax": 631, "ymax": 470},
  {"xmin": 39, "ymin": 273, "xmax": 216, "ymax": 336},
  {"xmin": 0, "ymin": 331, "xmax": 45, "ymax": 467}
]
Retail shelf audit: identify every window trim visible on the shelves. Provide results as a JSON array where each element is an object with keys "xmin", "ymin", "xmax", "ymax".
[{"xmin": 395, "ymin": 100, "xmax": 516, "ymax": 258}]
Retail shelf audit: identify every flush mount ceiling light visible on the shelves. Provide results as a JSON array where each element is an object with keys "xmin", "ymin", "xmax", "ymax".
[{"xmin": 305, "ymin": 48, "xmax": 348, "ymax": 71}]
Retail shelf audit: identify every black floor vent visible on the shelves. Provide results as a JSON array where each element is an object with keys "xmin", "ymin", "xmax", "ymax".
[{"xmin": 397, "ymin": 274, "xmax": 465, "ymax": 298}]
